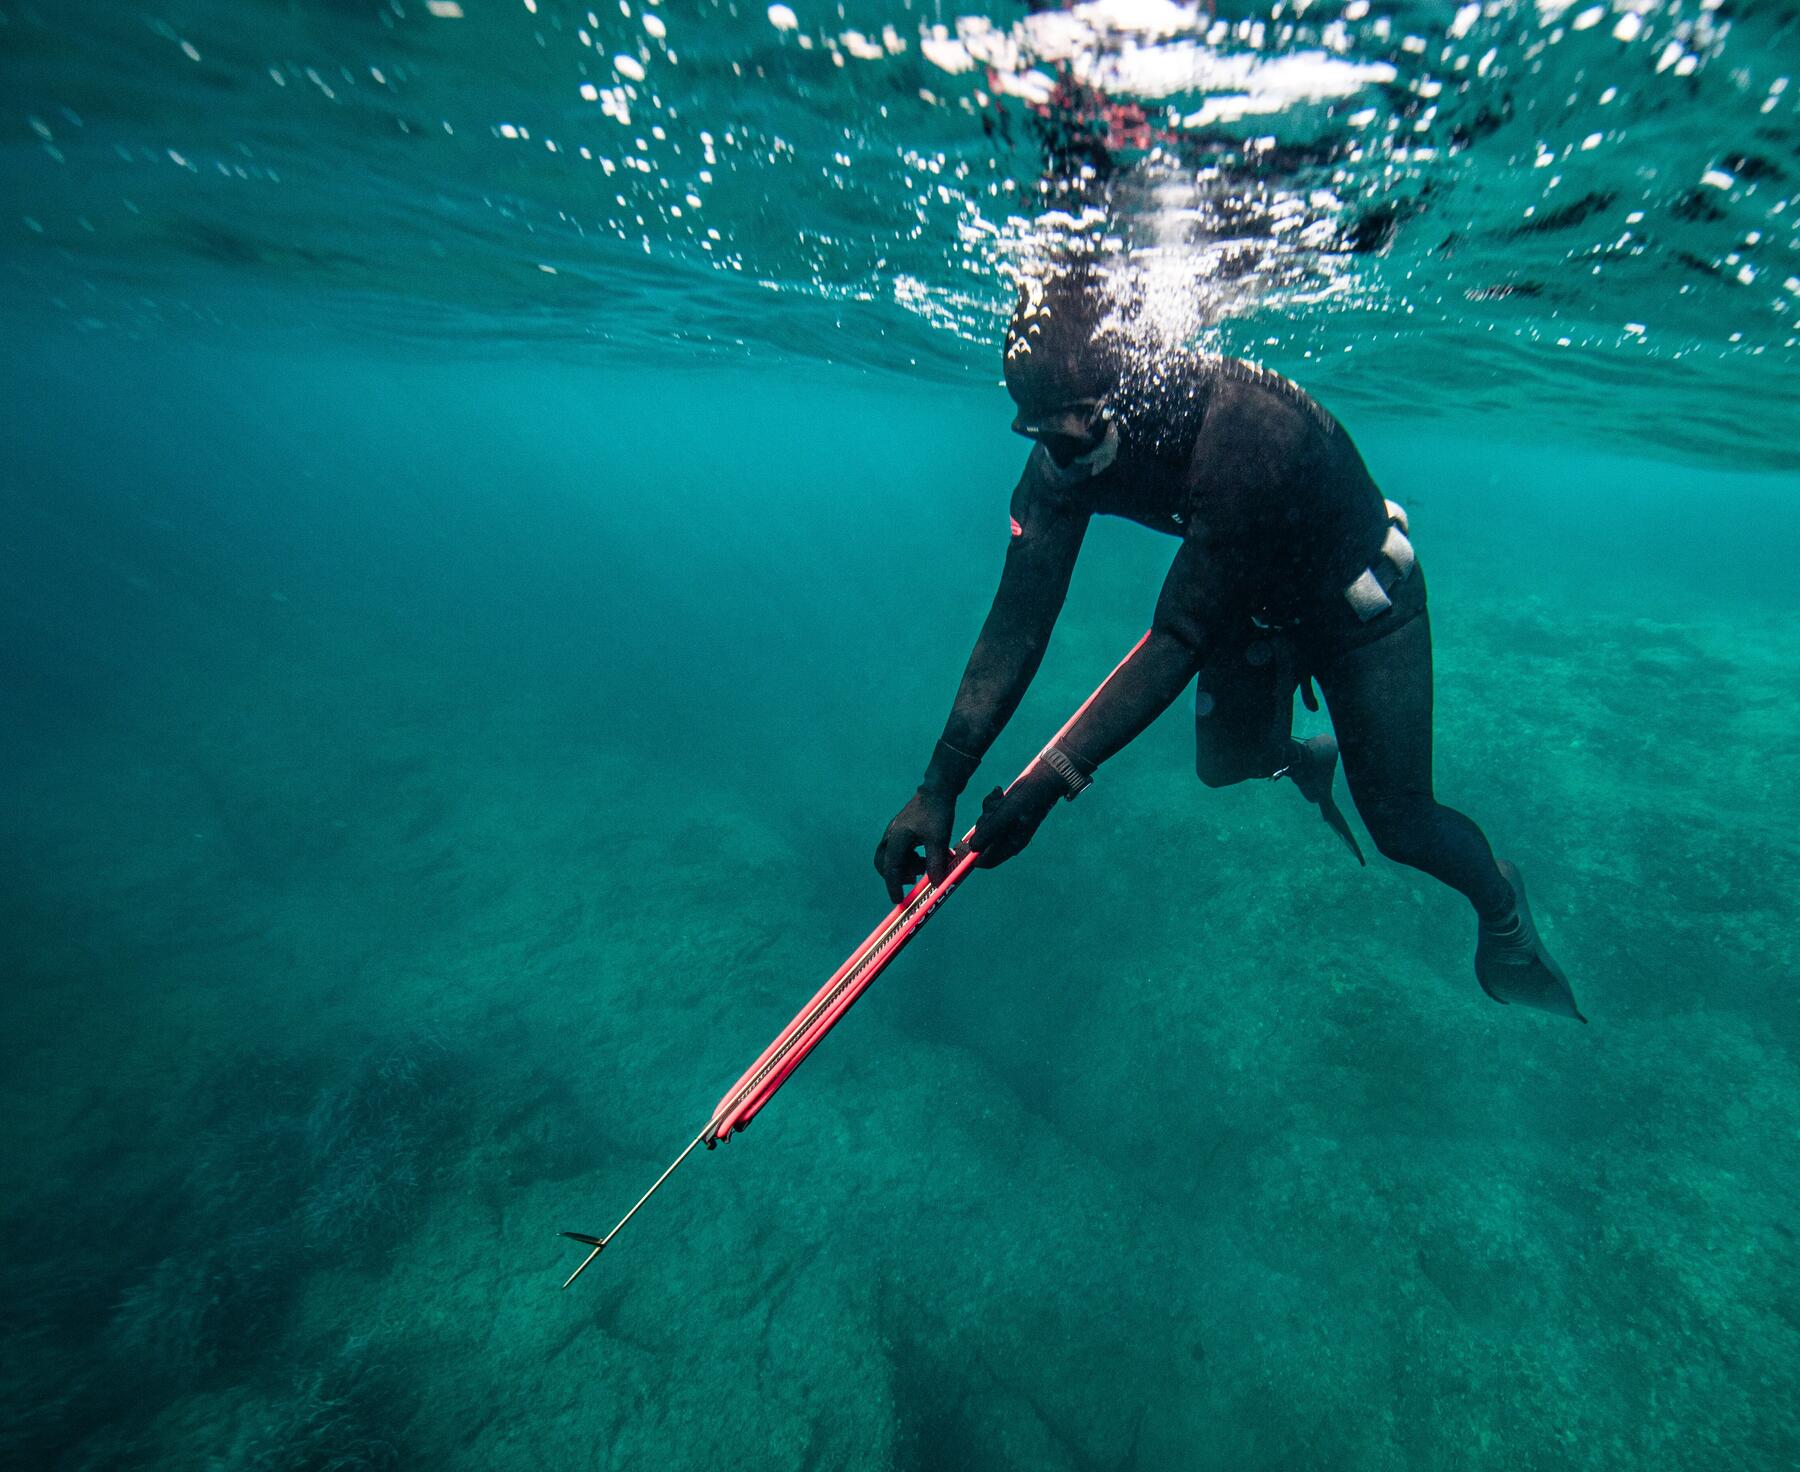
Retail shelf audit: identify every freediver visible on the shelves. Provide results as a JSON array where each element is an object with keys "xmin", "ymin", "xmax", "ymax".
[{"xmin": 874, "ymin": 265, "xmax": 1585, "ymax": 1020}]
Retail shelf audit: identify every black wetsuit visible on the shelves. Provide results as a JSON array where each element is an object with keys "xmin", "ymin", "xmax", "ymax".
[{"xmin": 939, "ymin": 358, "xmax": 1515, "ymax": 922}]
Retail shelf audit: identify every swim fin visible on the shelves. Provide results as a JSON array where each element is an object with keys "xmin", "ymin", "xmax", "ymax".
[
  {"xmin": 1475, "ymin": 860, "xmax": 1586, "ymax": 1022},
  {"xmin": 1281, "ymin": 734, "xmax": 1367, "ymax": 867}
]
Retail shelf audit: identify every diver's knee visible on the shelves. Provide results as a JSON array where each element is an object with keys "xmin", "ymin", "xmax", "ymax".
[
  {"xmin": 1195, "ymin": 752, "xmax": 1259, "ymax": 789},
  {"xmin": 1193, "ymin": 687, "xmax": 1280, "ymax": 787},
  {"xmin": 1359, "ymin": 798, "xmax": 1433, "ymax": 866}
]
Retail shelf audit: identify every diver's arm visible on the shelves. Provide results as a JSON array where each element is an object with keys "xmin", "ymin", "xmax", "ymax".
[
  {"xmin": 1056, "ymin": 535, "xmax": 1220, "ymax": 770},
  {"xmin": 963, "ymin": 535, "xmax": 1218, "ymax": 869},
  {"xmin": 875, "ymin": 465, "xmax": 1089, "ymax": 900},
  {"xmin": 936, "ymin": 466, "xmax": 1092, "ymax": 767}
]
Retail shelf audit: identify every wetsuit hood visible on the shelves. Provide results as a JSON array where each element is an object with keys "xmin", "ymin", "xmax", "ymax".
[{"xmin": 1003, "ymin": 264, "xmax": 1124, "ymax": 465}]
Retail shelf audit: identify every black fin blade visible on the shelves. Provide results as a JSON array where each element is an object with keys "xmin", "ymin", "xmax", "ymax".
[{"xmin": 1320, "ymin": 796, "xmax": 1367, "ymax": 866}]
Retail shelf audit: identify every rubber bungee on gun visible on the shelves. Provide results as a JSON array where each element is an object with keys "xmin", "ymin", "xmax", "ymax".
[{"xmin": 557, "ymin": 632, "xmax": 1151, "ymax": 1288}]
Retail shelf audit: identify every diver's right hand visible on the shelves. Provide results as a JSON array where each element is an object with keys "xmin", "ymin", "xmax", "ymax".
[{"xmin": 874, "ymin": 787, "xmax": 956, "ymax": 904}]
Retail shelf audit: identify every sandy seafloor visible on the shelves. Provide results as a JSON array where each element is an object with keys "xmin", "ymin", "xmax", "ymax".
[{"xmin": 4, "ymin": 338, "xmax": 1797, "ymax": 1470}]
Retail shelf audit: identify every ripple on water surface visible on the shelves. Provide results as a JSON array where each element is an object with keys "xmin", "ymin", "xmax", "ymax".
[{"xmin": 4, "ymin": 0, "xmax": 1797, "ymax": 466}]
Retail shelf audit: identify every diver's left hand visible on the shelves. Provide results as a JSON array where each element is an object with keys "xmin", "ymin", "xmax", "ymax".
[{"xmin": 968, "ymin": 767, "xmax": 1068, "ymax": 869}]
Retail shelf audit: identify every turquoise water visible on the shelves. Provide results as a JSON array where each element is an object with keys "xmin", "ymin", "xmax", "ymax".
[{"xmin": 5, "ymin": 2, "xmax": 1800, "ymax": 1469}]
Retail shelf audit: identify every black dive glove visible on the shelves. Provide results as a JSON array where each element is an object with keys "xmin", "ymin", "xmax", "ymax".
[
  {"xmin": 967, "ymin": 751, "xmax": 1087, "ymax": 869},
  {"xmin": 875, "ymin": 740, "xmax": 980, "ymax": 904}
]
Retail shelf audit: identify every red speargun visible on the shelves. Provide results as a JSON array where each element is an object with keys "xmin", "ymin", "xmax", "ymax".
[{"xmin": 558, "ymin": 633, "xmax": 1150, "ymax": 1287}]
